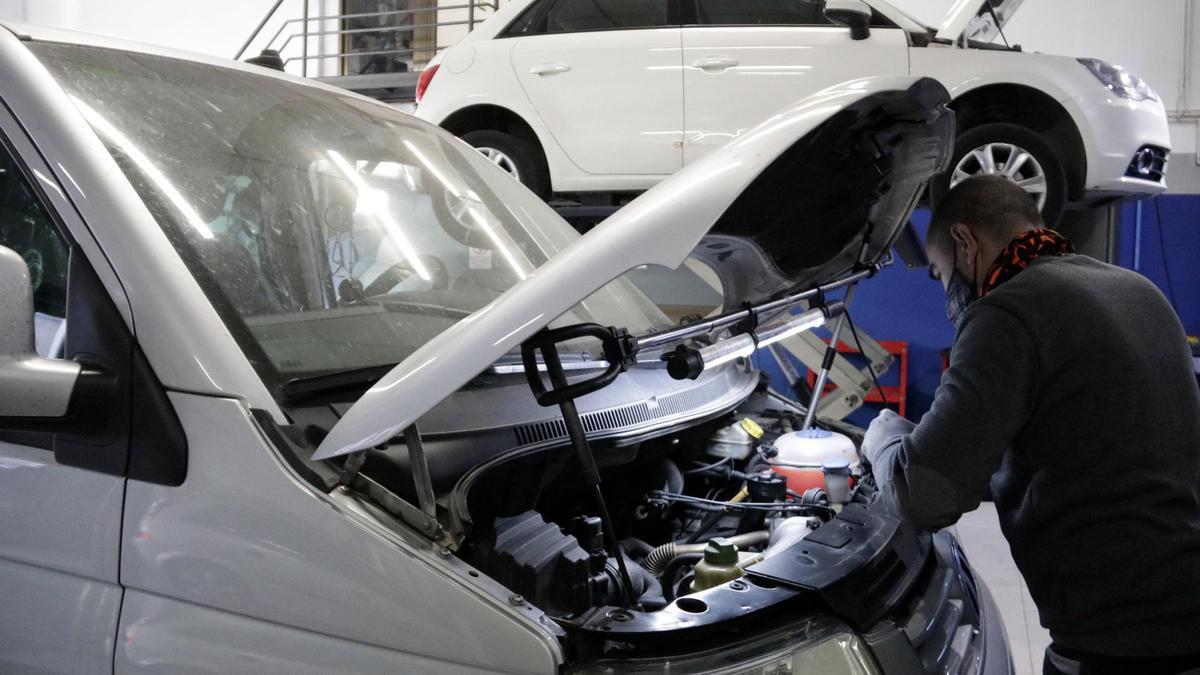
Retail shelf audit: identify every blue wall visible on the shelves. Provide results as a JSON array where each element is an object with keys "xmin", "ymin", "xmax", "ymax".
[
  {"xmin": 1116, "ymin": 196, "xmax": 1200, "ymax": 335},
  {"xmin": 760, "ymin": 195, "xmax": 1200, "ymax": 423}
]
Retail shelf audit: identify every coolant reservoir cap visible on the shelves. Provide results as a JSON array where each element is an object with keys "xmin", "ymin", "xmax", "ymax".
[
  {"xmin": 704, "ymin": 537, "xmax": 740, "ymax": 565},
  {"xmin": 797, "ymin": 429, "xmax": 833, "ymax": 439}
]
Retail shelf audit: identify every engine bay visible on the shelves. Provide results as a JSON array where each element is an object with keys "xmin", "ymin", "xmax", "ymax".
[
  {"xmin": 449, "ymin": 387, "xmax": 929, "ymax": 650},
  {"xmin": 268, "ymin": 362, "xmax": 934, "ymax": 660}
]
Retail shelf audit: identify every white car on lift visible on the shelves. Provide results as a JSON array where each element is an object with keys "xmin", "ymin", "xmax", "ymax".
[{"xmin": 415, "ymin": 0, "xmax": 1171, "ymax": 224}]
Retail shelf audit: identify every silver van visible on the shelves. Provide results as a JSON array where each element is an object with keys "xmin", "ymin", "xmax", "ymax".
[{"xmin": 0, "ymin": 22, "xmax": 1010, "ymax": 674}]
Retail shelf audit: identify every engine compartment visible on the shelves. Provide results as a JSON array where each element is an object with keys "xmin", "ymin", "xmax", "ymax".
[
  {"xmin": 449, "ymin": 387, "xmax": 928, "ymax": 649},
  {"xmin": 269, "ymin": 368, "xmax": 931, "ymax": 658}
]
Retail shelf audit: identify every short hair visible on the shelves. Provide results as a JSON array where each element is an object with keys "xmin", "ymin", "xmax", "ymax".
[{"xmin": 927, "ymin": 176, "xmax": 1044, "ymax": 255}]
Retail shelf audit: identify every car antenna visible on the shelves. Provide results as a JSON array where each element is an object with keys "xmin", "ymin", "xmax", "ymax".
[{"xmin": 520, "ymin": 325, "xmax": 641, "ymax": 608}]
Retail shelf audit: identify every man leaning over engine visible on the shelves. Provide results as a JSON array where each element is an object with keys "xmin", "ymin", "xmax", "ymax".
[{"xmin": 861, "ymin": 175, "xmax": 1200, "ymax": 675}]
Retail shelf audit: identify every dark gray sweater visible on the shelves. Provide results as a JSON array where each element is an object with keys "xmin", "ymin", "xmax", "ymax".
[{"xmin": 866, "ymin": 254, "xmax": 1200, "ymax": 655}]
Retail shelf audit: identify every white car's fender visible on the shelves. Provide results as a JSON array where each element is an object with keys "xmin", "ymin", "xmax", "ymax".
[{"xmin": 911, "ymin": 47, "xmax": 1171, "ymax": 193}]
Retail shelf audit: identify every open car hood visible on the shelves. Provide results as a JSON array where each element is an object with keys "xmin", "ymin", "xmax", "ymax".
[
  {"xmin": 936, "ymin": 0, "xmax": 1024, "ymax": 43},
  {"xmin": 312, "ymin": 76, "xmax": 954, "ymax": 461}
]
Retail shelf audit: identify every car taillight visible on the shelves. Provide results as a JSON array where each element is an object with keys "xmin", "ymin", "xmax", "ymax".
[{"xmin": 416, "ymin": 64, "xmax": 440, "ymax": 104}]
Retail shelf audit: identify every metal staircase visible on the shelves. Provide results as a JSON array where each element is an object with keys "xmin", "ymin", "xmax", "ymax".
[{"xmin": 236, "ymin": 0, "xmax": 500, "ymax": 102}]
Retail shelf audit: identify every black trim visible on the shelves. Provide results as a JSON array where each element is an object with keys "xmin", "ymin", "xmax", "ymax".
[
  {"xmin": 125, "ymin": 351, "xmax": 188, "ymax": 485},
  {"xmin": 682, "ymin": 1, "xmax": 899, "ymax": 28},
  {"xmin": 53, "ymin": 249, "xmax": 188, "ymax": 485},
  {"xmin": 504, "ymin": 0, "xmax": 677, "ymax": 37},
  {"xmin": 252, "ymin": 409, "xmax": 340, "ymax": 491}
]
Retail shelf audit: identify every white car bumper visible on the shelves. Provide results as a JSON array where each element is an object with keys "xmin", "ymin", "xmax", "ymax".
[{"xmin": 1063, "ymin": 88, "xmax": 1171, "ymax": 200}]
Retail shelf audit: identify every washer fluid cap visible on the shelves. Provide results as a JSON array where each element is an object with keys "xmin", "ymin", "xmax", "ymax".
[{"xmin": 822, "ymin": 457, "xmax": 852, "ymax": 474}]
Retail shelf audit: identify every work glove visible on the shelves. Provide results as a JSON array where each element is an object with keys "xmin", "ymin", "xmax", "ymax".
[{"xmin": 861, "ymin": 409, "xmax": 914, "ymax": 487}]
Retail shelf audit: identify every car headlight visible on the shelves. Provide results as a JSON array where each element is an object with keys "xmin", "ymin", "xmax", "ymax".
[
  {"xmin": 568, "ymin": 617, "xmax": 881, "ymax": 674},
  {"xmin": 1077, "ymin": 58, "xmax": 1158, "ymax": 101}
]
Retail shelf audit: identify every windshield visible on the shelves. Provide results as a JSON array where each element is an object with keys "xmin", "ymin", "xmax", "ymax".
[{"xmin": 31, "ymin": 42, "xmax": 668, "ymax": 390}]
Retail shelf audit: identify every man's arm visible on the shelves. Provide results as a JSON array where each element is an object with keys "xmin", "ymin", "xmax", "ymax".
[{"xmin": 863, "ymin": 303, "xmax": 1039, "ymax": 529}]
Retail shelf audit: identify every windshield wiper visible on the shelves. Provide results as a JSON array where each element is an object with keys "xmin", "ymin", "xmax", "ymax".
[{"xmin": 280, "ymin": 364, "xmax": 398, "ymax": 402}]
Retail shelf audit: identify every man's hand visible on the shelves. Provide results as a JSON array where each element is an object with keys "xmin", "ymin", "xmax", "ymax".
[
  {"xmin": 862, "ymin": 409, "xmax": 914, "ymax": 467},
  {"xmin": 861, "ymin": 409, "xmax": 915, "ymax": 488}
]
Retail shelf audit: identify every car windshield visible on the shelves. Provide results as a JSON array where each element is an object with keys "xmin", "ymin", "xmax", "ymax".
[{"xmin": 30, "ymin": 42, "xmax": 668, "ymax": 391}]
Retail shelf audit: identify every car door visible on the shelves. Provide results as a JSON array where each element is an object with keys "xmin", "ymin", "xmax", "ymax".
[
  {"xmin": 681, "ymin": 0, "xmax": 910, "ymax": 163},
  {"xmin": 0, "ymin": 127, "xmax": 125, "ymax": 674},
  {"xmin": 508, "ymin": 0, "xmax": 684, "ymax": 176}
]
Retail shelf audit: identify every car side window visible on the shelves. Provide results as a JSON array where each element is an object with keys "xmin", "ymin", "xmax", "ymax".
[
  {"xmin": 694, "ymin": 0, "xmax": 831, "ymax": 25},
  {"xmin": 500, "ymin": 0, "xmax": 550, "ymax": 36},
  {"xmin": 537, "ymin": 0, "xmax": 671, "ymax": 34},
  {"xmin": 0, "ymin": 143, "xmax": 70, "ymax": 357}
]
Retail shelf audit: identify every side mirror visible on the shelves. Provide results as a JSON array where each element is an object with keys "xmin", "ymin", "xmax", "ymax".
[
  {"xmin": 0, "ymin": 245, "xmax": 111, "ymax": 433},
  {"xmin": 825, "ymin": 0, "xmax": 873, "ymax": 40}
]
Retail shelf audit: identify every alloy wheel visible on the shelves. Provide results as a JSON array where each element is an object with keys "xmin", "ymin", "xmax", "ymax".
[
  {"xmin": 475, "ymin": 146, "xmax": 521, "ymax": 182},
  {"xmin": 950, "ymin": 142, "xmax": 1048, "ymax": 210}
]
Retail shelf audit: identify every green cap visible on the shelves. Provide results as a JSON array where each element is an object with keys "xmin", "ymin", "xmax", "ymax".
[{"xmin": 704, "ymin": 537, "xmax": 739, "ymax": 565}]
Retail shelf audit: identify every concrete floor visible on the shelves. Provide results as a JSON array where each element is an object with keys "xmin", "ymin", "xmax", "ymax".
[{"xmin": 950, "ymin": 503, "xmax": 1051, "ymax": 675}]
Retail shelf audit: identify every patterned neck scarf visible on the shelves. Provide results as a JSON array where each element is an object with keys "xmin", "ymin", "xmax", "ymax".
[{"xmin": 981, "ymin": 228, "xmax": 1074, "ymax": 297}]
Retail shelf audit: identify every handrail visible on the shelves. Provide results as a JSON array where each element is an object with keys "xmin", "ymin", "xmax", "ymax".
[
  {"xmin": 237, "ymin": 0, "xmax": 501, "ymax": 88},
  {"xmin": 283, "ymin": 45, "xmax": 457, "ymax": 65},
  {"xmin": 260, "ymin": 3, "xmax": 486, "ymax": 60},
  {"xmin": 235, "ymin": 0, "xmax": 287, "ymax": 59},
  {"xmin": 277, "ymin": 20, "xmax": 473, "ymax": 53}
]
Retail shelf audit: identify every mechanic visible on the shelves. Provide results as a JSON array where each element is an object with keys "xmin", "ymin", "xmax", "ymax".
[{"xmin": 861, "ymin": 175, "xmax": 1200, "ymax": 675}]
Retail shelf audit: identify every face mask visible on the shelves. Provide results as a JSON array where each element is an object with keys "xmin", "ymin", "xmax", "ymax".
[{"xmin": 944, "ymin": 248, "xmax": 978, "ymax": 330}]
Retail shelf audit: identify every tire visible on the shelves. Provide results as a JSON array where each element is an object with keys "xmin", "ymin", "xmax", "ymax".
[
  {"xmin": 930, "ymin": 122, "xmax": 1067, "ymax": 227},
  {"xmin": 459, "ymin": 129, "xmax": 550, "ymax": 198}
]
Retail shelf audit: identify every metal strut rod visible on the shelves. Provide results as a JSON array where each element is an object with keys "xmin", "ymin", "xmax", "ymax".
[
  {"xmin": 664, "ymin": 302, "xmax": 846, "ymax": 381},
  {"xmin": 634, "ymin": 264, "xmax": 878, "ymax": 352},
  {"xmin": 802, "ymin": 284, "xmax": 858, "ymax": 430}
]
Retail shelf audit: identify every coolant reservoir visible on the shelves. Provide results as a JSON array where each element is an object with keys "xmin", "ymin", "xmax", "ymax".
[{"xmin": 768, "ymin": 428, "xmax": 859, "ymax": 494}]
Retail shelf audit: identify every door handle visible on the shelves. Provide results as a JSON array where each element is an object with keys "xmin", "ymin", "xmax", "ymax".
[
  {"xmin": 691, "ymin": 56, "xmax": 738, "ymax": 72},
  {"xmin": 530, "ymin": 62, "xmax": 572, "ymax": 76}
]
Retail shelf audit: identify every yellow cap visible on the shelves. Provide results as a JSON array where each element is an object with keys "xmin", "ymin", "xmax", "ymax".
[{"xmin": 739, "ymin": 418, "xmax": 764, "ymax": 439}]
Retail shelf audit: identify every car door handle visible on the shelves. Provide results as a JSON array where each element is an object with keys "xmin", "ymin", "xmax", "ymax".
[
  {"xmin": 530, "ymin": 62, "xmax": 572, "ymax": 76},
  {"xmin": 691, "ymin": 56, "xmax": 738, "ymax": 72}
]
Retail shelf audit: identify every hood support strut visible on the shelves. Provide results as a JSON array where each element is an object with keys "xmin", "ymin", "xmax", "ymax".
[
  {"xmin": 802, "ymin": 284, "xmax": 859, "ymax": 430},
  {"xmin": 340, "ymin": 423, "xmax": 455, "ymax": 550},
  {"xmin": 522, "ymin": 325, "xmax": 641, "ymax": 608}
]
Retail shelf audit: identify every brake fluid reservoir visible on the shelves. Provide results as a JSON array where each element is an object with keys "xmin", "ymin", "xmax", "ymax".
[
  {"xmin": 768, "ymin": 429, "xmax": 859, "ymax": 494},
  {"xmin": 705, "ymin": 418, "xmax": 764, "ymax": 460}
]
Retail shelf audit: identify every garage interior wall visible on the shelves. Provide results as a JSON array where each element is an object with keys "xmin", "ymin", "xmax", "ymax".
[{"xmin": 0, "ymin": 0, "xmax": 1196, "ymax": 421}]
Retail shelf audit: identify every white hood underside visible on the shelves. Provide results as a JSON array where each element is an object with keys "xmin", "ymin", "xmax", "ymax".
[{"xmin": 312, "ymin": 76, "xmax": 954, "ymax": 461}]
